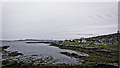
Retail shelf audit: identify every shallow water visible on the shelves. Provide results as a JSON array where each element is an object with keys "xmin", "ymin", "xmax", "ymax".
[{"xmin": 2, "ymin": 41, "xmax": 89, "ymax": 64}]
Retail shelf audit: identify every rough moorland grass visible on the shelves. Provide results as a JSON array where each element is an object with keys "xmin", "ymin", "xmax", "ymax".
[
  {"xmin": 88, "ymin": 45, "xmax": 118, "ymax": 50},
  {"xmin": 51, "ymin": 44, "xmax": 118, "ymax": 67},
  {"xmin": 61, "ymin": 42, "xmax": 118, "ymax": 50},
  {"xmin": 62, "ymin": 42, "xmax": 89, "ymax": 46}
]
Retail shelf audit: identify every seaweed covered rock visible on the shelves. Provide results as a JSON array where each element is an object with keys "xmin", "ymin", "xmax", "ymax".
[
  {"xmin": 2, "ymin": 46, "xmax": 10, "ymax": 51},
  {"xmin": 8, "ymin": 51, "xmax": 23, "ymax": 56},
  {"xmin": 2, "ymin": 46, "xmax": 10, "ymax": 49}
]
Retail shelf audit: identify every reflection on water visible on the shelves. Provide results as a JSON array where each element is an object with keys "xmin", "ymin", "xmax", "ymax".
[{"xmin": 2, "ymin": 41, "xmax": 89, "ymax": 64}]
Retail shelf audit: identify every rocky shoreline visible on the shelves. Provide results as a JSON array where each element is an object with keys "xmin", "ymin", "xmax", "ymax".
[
  {"xmin": 1, "ymin": 43, "xmax": 119, "ymax": 68},
  {"xmin": 50, "ymin": 42, "xmax": 118, "ymax": 68},
  {"xmin": 1, "ymin": 46, "xmax": 60, "ymax": 68}
]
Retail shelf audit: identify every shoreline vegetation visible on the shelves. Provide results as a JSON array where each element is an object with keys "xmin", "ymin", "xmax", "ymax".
[{"xmin": 1, "ymin": 32, "xmax": 119, "ymax": 68}]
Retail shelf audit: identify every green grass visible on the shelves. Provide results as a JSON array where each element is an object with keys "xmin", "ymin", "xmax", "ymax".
[
  {"xmin": 61, "ymin": 42, "xmax": 118, "ymax": 50},
  {"xmin": 62, "ymin": 42, "xmax": 79, "ymax": 45},
  {"xmin": 62, "ymin": 42, "xmax": 89, "ymax": 46},
  {"xmin": 88, "ymin": 45, "xmax": 118, "ymax": 50}
]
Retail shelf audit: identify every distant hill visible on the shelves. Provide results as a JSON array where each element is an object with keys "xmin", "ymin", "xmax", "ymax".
[
  {"xmin": 17, "ymin": 39, "xmax": 63, "ymax": 42},
  {"xmin": 85, "ymin": 32, "xmax": 120, "ymax": 46},
  {"xmin": 86, "ymin": 33, "xmax": 119, "ymax": 40}
]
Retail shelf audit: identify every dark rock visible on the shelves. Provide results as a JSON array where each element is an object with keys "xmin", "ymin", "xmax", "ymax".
[
  {"xmin": 8, "ymin": 51, "xmax": 23, "ymax": 56},
  {"xmin": 2, "ymin": 46, "xmax": 10, "ymax": 49}
]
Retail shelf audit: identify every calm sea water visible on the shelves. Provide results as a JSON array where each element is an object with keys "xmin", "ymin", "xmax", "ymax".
[{"xmin": 2, "ymin": 41, "xmax": 89, "ymax": 64}]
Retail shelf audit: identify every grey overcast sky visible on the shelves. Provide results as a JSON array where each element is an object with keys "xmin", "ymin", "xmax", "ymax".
[
  {"xmin": 1, "ymin": 0, "xmax": 119, "ymax": 2},
  {"xmin": 2, "ymin": 2, "xmax": 118, "ymax": 40}
]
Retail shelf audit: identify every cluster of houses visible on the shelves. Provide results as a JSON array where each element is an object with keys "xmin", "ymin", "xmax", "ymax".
[
  {"xmin": 64, "ymin": 37, "xmax": 87, "ymax": 43},
  {"xmin": 63, "ymin": 32, "xmax": 119, "ymax": 46}
]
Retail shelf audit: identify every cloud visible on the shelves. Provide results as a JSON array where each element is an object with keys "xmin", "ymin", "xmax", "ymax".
[{"xmin": 2, "ymin": 2, "xmax": 118, "ymax": 39}]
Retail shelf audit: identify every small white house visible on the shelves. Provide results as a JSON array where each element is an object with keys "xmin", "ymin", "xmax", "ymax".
[{"xmin": 82, "ymin": 39, "xmax": 86, "ymax": 43}]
